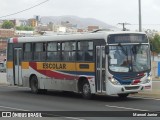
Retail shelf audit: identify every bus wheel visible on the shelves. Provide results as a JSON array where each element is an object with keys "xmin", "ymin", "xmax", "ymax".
[
  {"xmin": 82, "ymin": 81, "xmax": 92, "ymax": 99},
  {"xmin": 30, "ymin": 76, "xmax": 39, "ymax": 94},
  {"xmin": 118, "ymin": 93, "xmax": 129, "ymax": 98}
]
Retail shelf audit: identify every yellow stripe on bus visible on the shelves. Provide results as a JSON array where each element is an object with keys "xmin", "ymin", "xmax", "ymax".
[
  {"xmin": 36, "ymin": 62, "xmax": 95, "ymax": 72},
  {"xmin": 22, "ymin": 62, "xmax": 29, "ymax": 69},
  {"xmin": 7, "ymin": 61, "xmax": 13, "ymax": 69}
]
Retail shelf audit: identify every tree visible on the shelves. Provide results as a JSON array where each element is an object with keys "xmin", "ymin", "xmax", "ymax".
[
  {"xmin": 1, "ymin": 20, "xmax": 14, "ymax": 29},
  {"xmin": 150, "ymin": 34, "xmax": 160, "ymax": 53},
  {"xmin": 16, "ymin": 25, "xmax": 34, "ymax": 31}
]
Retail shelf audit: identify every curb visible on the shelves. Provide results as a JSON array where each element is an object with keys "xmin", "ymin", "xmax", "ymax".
[
  {"xmin": 0, "ymin": 83, "xmax": 10, "ymax": 86},
  {"xmin": 131, "ymin": 91, "xmax": 160, "ymax": 99},
  {"xmin": 131, "ymin": 95, "xmax": 160, "ymax": 99}
]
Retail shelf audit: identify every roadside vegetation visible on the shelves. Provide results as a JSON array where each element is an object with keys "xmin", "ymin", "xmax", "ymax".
[
  {"xmin": 150, "ymin": 34, "xmax": 160, "ymax": 54},
  {"xmin": 16, "ymin": 26, "xmax": 34, "ymax": 31},
  {"xmin": 1, "ymin": 20, "xmax": 34, "ymax": 31},
  {"xmin": 1, "ymin": 20, "xmax": 14, "ymax": 29}
]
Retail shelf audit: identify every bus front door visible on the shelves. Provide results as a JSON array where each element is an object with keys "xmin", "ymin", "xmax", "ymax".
[
  {"xmin": 96, "ymin": 46, "xmax": 106, "ymax": 93},
  {"xmin": 14, "ymin": 48, "xmax": 22, "ymax": 86}
]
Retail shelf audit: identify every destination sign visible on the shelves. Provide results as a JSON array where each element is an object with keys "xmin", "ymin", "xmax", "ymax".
[{"xmin": 108, "ymin": 34, "xmax": 148, "ymax": 44}]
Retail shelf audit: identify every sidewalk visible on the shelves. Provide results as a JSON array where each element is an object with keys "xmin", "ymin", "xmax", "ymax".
[
  {"xmin": 131, "ymin": 78, "xmax": 160, "ymax": 99},
  {"xmin": 134, "ymin": 90, "xmax": 160, "ymax": 99}
]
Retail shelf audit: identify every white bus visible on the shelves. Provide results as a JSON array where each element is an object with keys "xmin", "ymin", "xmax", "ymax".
[{"xmin": 7, "ymin": 31, "xmax": 152, "ymax": 99}]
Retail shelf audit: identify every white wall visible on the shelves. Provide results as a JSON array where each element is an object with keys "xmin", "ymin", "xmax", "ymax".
[{"xmin": 0, "ymin": 73, "xmax": 8, "ymax": 84}]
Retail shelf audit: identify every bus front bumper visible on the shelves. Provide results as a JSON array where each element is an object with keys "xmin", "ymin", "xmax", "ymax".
[{"xmin": 106, "ymin": 81, "xmax": 152, "ymax": 95}]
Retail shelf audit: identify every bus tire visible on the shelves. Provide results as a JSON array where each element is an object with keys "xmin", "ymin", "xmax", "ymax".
[
  {"xmin": 82, "ymin": 81, "xmax": 92, "ymax": 99},
  {"xmin": 118, "ymin": 93, "xmax": 129, "ymax": 98},
  {"xmin": 30, "ymin": 76, "xmax": 39, "ymax": 94}
]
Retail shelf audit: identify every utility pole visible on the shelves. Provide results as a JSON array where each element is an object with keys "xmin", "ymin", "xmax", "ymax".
[
  {"xmin": 139, "ymin": 0, "xmax": 142, "ymax": 32},
  {"xmin": 118, "ymin": 23, "xmax": 130, "ymax": 31}
]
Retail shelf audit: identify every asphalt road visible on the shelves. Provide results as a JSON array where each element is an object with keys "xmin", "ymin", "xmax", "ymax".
[{"xmin": 0, "ymin": 86, "xmax": 160, "ymax": 120}]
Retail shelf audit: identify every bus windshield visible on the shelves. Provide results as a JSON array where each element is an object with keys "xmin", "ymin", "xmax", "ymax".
[{"xmin": 108, "ymin": 44, "xmax": 151, "ymax": 73}]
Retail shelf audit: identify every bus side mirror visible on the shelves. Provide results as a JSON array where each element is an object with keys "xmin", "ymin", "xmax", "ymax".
[{"xmin": 105, "ymin": 45, "xmax": 109, "ymax": 54}]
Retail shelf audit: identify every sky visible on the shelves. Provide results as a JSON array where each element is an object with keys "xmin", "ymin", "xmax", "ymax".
[{"xmin": 0, "ymin": 0, "xmax": 160, "ymax": 31}]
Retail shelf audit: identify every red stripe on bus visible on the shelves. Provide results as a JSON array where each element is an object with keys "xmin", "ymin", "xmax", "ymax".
[
  {"xmin": 13, "ymin": 38, "xmax": 18, "ymax": 43},
  {"xmin": 29, "ymin": 62, "xmax": 76, "ymax": 80}
]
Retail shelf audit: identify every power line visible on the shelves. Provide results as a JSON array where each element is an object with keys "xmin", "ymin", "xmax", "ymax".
[
  {"xmin": 130, "ymin": 24, "xmax": 160, "ymax": 26},
  {"xmin": 0, "ymin": 0, "xmax": 49, "ymax": 19}
]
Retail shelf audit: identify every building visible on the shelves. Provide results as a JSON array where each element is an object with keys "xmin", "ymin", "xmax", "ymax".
[
  {"xmin": 0, "ymin": 39, "xmax": 7, "ymax": 61},
  {"xmin": 0, "ymin": 39, "xmax": 7, "ymax": 51},
  {"xmin": 15, "ymin": 20, "xmax": 28, "ymax": 26},
  {"xmin": 0, "ymin": 29, "xmax": 14, "ymax": 38},
  {"xmin": 0, "ymin": 29, "xmax": 15, "ymax": 60},
  {"xmin": 28, "ymin": 18, "xmax": 38, "ymax": 27},
  {"xmin": 87, "ymin": 26, "xmax": 99, "ymax": 31},
  {"xmin": 58, "ymin": 26, "xmax": 67, "ymax": 33},
  {"xmin": 36, "ymin": 24, "xmax": 51, "ymax": 32}
]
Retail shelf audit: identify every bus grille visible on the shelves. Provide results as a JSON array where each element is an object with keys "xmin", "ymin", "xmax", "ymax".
[
  {"xmin": 125, "ymin": 86, "xmax": 140, "ymax": 90},
  {"xmin": 120, "ymin": 74, "xmax": 144, "ymax": 80}
]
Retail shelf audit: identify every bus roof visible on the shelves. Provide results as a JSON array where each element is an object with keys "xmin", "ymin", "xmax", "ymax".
[{"xmin": 8, "ymin": 31, "xmax": 146, "ymax": 43}]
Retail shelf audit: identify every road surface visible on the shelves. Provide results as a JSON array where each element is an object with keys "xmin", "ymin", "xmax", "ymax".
[{"xmin": 0, "ymin": 86, "xmax": 160, "ymax": 120}]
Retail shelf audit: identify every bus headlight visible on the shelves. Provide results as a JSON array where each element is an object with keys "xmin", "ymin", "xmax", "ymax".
[
  {"xmin": 146, "ymin": 76, "xmax": 151, "ymax": 83},
  {"xmin": 147, "ymin": 76, "xmax": 151, "ymax": 80},
  {"xmin": 109, "ymin": 78, "xmax": 121, "ymax": 85},
  {"xmin": 140, "ymin": 76, "xmax": 151, "ymax": 84}
]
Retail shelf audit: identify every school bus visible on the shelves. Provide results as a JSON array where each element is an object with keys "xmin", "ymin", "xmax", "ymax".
[{"xmin": 7, "ymin": 31, "xmax": 152, "ymax": 99}]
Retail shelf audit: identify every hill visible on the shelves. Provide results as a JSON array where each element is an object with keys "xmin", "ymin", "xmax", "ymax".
[{"xmin": 40, "ymin": 15, "xmax": 117, "ymax": 30}]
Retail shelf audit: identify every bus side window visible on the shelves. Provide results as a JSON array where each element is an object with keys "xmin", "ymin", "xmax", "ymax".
[
  {"xmin": 7, "ymin": 44, "xmax": 13, "ymax": 61},
  {"xmin": 34, "ymin": 43, "xmax": 46, "ymax": 61},
  {"xmin": 62, "ymin": 42, "xmax": 76, "ymax": 61},
  {"xmin": 24, "ymin": 43, "xmax": 32, "ymax": 61},
  {"xmin": 78, "ymin": 41, "xmax": 93, "ymax": 61},
  {"xmin": 47, "ymin": 42, "xmax": 60, "ymax": 61}
]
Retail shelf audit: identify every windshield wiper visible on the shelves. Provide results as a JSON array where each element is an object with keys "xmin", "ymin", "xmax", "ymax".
[
  {"xmin": 132, "ymin": 44, "xmax": 141, "ymax": 55},
  {"xmin": 118, "ymin": 43, "xmax": 128, "ymax": 56}
]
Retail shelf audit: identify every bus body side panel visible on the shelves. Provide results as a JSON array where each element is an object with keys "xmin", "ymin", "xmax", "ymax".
[
  {"xmin": 22, "ymin": 62, "xmax": 95, "ymax": 93},
  {"xmin": 22, "ymin": 62, "xmax": 46, "ymax": 89},
  {"xmin": 39, "ymin": 62, "xmax": 77, "ymax": 91},
  {"xmin": 87, "ymin": 77, "xmax": 96, "ymax": 94},
  {"xmin": 7, "ymin": 61, "xmax": 14, "ymax": 85},
  {"xmin": 6, "ymin": 43, "xmax": 14, "ymax": 85},
  {"xmin": 21, "ymin": 62, "xmax": 30, "ymax": 87},
  {"xmin": 76, "ymin": 62, "xmax": 96, "ymax": 93}
]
